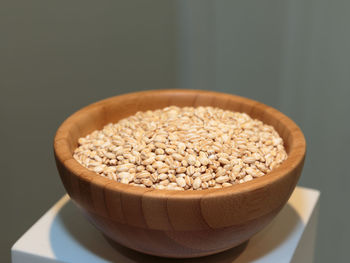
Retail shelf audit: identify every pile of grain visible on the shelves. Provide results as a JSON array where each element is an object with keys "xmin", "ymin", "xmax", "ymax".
[{"xmin": 73, "ymin": 106, "xmax": 287, "ymax": 190}]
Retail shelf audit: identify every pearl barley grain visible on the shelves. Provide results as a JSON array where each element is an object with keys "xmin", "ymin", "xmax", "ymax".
[{"xmin": 73, "ymin": 106, "xmax": 288, "ymax": 190}]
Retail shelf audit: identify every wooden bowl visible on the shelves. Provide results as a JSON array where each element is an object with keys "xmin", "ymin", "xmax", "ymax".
[{"xmin": 54, "ymin": 89, "xmax": 306, "ymax": 258}]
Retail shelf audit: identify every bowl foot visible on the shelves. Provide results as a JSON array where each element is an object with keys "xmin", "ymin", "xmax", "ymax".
[{"xmin": 103, "ymin": 234, "xmax": 248, "ymax": 260}]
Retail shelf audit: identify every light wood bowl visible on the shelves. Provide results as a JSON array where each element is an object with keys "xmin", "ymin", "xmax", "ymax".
[{"xmin": 54, "ymin": 89, "xmax": 306, "ymax": 258}]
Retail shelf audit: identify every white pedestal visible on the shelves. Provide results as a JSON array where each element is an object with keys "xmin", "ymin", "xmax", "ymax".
[{"xmin": 12, "ymin": 186, "xmax": 320, "ymax": 263}]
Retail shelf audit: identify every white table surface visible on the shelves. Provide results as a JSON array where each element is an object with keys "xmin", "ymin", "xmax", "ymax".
[{"xmin": 12, "ymin": 186, "xmax": 320, "ymax": 263}]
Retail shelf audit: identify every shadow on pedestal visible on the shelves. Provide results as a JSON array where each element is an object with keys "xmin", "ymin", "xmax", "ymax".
[{"xmin": 49, "ymin": 199, "xmax": 300, "ymax": 262}]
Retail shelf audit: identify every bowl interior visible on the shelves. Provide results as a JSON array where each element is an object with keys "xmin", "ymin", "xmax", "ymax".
[{"xmin": 55, "ymin": 89, "xmax": 305, "ymax": 197}]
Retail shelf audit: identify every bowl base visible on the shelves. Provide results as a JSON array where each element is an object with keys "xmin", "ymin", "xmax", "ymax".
[{"xmin": 103, "ymin": 234, "xmax": 249, "ymax": 260}]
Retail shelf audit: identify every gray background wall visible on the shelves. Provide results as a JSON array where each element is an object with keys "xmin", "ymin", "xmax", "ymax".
[
  {"xmin": 1, "ymin": 1, "xmax": 177, "ymax": 262},
  {"xmin": 1, "ymin": 0, "xmax": 349, "ymax": 262}
]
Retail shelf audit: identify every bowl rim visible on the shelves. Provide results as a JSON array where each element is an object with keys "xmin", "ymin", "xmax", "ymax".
[{"xmin": 54, "ymin": 89, "xmax": 306, "ymax": 199}]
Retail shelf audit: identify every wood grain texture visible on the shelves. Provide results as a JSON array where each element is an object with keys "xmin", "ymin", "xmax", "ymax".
[{"xmin": 54, "ymin": 89, "xmax": 306, "ymax": 258}]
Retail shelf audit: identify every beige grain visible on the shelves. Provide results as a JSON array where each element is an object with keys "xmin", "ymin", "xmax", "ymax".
[{"xmin": 73, "ymin": 106, "xmax": 287, "ymax": 190}]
